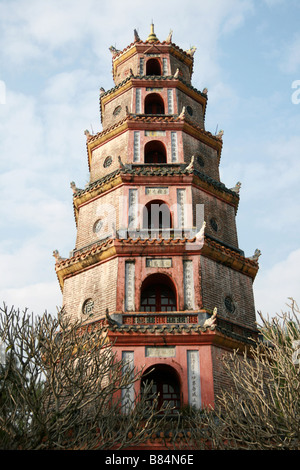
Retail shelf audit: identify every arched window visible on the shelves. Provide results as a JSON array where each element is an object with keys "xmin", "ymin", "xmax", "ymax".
[
  {"xmin": 146, "ymin": 58, "xmax": 161, "ymax": 75},
  {"xmin": 145, "ymin": 93, "xmax": 165, "ymax": 115},
  {"xmin": 141, "ymin": 365, "xmax": 181, "ymax": 412},
  {"xmin": 140, "ymin": 274, "xmax": 177, "ymax": 312},
  {"xmin": 143, "ymin": 200, "xmax": 172, "ymax": 231},
  {"xmin": 144, "ymin": 140, "xmax": 167, "ymax": 163}
]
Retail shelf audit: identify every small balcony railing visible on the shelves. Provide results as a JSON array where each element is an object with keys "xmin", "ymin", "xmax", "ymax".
[
  {"xmin": 122, "ymin": 312, "xmax": 199, "ymax": 325},
  {"xmin": 119, "ymin": 227, "xmax": 196, "ymax": 240}
]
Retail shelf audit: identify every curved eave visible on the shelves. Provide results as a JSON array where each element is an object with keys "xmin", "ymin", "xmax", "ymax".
[
  {"xmin": 72, "ymin": 172, "xmax": 123, "ymax": 224},
  {"xmin": 202, "ymin": 236, "xmax": 259, "ymax": 280},
  {"xmin": 101, "ymin": 75, "xmax": 207, "ymax": 104},
  {"xmin": 192, "ymin": 171, "xmax": 239, "ymax": 214},
  {"xmin": 111, "ymin": 41, "xmax": 194, "ymax": 82},
  {"xmin": 54, "ymin": 237, "xmax": 196, "ymax": 290},
  {"xmin": 107, "ymin": 326, "xmax": 257, "ymax": 351},
  {"xmin": 86, "ymin": 113, "xmax": 222, "ymax": 170},
  {"xmin": 54, "ymin": 235, "xmax": 258, "ymax": 291},
  {"xmin": 71, "ymin": 164, "xmax": 238, "ymax": 226},
  {"xmin": 55, "ymin": 240, "xmax": 116, "ymax": 291},
  {"xmin": 99, "ymin": 75, "xmax": 207, "ymax": 125}
]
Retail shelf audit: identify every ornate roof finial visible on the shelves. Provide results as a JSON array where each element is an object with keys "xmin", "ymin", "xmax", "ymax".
[
  {"xmin": 134, "ymin": 29, "xmax": 140, "ymax": 42},
  {"xmin": 166, "ymin": 29, "xmax": 173, "ymax": 43},
  {"xmin": 147, "ymin": 21, "xmax": 158, "ymax": 43}
]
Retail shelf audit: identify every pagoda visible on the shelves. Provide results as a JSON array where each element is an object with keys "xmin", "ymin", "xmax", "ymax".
[{"xmin": 54, "ymin": 24, "xmax": 260, "ymax": 412}]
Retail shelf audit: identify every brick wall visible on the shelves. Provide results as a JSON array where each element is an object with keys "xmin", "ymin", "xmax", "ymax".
[
  {"xmin": 176, "ymin": 89, "xmax": 204, "ymax": 128},
  {"xmin": 168, "ymin": 54, "xmax": 191, "ymax": 83},
  {"xmin": 129, "ymin": 128, "xmax": 184, "ymax": 164},
  {"xmin": 62, "ymin": 257, "xmax": 118, "ymax": 321},
  {"xmin": 211, "ymin": 345, "xmax": 236, "ymax": 400},
  {"xmin": 192, "ymin": 186, "xmax": 238, "ymax": 248},
  {"xmin": 182, "ymin": 133, "xmax": 220, "ymax": 181},
  {"xmin": 75, "ymin": 186, "xmax": 124, "ymax": 250},
  {"xmin": 102, "ymin": 91, "xmax": 132, "ymax": 130},
  {"xmin": 200, "ymin": 256, "xmax": 257, "ymax": 329},
  {"xmin": 211, "ymin": 344, "xmax": 258, "ymax": 404},
  {"xmin": 90, "ymin": 133, "xmax": 128, "ymax": 183},
  {"xmin": 112, "ymin": 47, "xmax": 192, "ymax": 86},
  {"xmin": 113, "ymin": 53, "xmax": 140, "ymax": 85}
]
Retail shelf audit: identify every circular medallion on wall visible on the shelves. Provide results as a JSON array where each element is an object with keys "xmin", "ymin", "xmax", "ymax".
[
  {"xmin": 82, "ymin": 298, "xmax": 94, "ymax": 316},
  {"xmin": 197, "ymin": 155, "xmax": 205, "ymax": 167},
  {"xmin": 113, "ymin": 105, "xmax": 122, "ymax": 116},
  {"xmin": 93, "ymin": 218, "xmax": 103, "ymax": 233},
  {"xmin": 103, "ymin": 156, "xmax": 112, "ymax": 168},
  {"xmin": 224, "ymin": 296, "xmax": 235, "ymax": 314},
  {"xmin": 186, "ymin": 105, "xmax": 193, "ymax": 116},
  {"xmin": 210, "ymin": 217, "xmax": 218, "ymax": 232}
]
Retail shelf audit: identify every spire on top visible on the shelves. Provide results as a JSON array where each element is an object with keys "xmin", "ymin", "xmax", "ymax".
[{"xmin": 146, "ymin": 22, "xmax": 159, "ymax": 43}]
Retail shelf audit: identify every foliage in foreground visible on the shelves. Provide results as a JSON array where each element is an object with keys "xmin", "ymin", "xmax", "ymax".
[
  {"xmin": 0, "ymin": 305, "xmax": 170, "ymax": 450},
  {"xmin": 0, "ymin": 299, "xmax": 299, "ymax": 450},
  {"xmin": 174, "ymin": 299, "xmax": 300, "ymax": 450}
]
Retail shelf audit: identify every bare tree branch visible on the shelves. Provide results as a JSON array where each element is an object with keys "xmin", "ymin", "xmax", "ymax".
[{"xmin": 0, "ymin": 304, "xmax": 170, "ymax": 450}]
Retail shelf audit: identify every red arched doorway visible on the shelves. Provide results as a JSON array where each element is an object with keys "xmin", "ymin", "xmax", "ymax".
[
  {"xmin": 146, "ymin": 58, "xmax": 162, "ymax": 75},
  {"xmin": 141, "ymin": 364, "xmax": 181, "ymax": 413},
  {"xmin": 145, "ymin": 93, "xmax": 165, "ymax": 115},
  {"xmin": 142, "ymin": 200, "xmax": 172, "ymax": 232},
  {"xmin": 144, "ymin": 140, "xmax": 167, "ymax": 163},
  {"xmin": 140, "ymin": 273, "xmax": 177, "ymax": 312}
]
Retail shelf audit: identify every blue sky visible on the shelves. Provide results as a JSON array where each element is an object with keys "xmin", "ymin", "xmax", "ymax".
[{"xmin": 0, "ymin": 0, "xmax": 299, "ymax": 318}]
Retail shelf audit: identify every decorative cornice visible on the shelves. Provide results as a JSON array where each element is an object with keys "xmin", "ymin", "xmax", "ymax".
[
  {"xmin": 110, "ymin": 41, "xmax": 194, "ymax": 82},
  {"xmin": 202, "ymin": 236, "xmax": 259, "ymax": 279},
  {"xmin": 72, "ymin": 172, "xmax": 123, "ymax": 223},
  {"xmin": 101, "ymin": 75, "xmax": 207, "ymax": 101},
  {"xmin": 99, "ymin": 75, "xmax": 207, "ymax": 120},
  {"xmin": 54, "ymin": 234, "xmax": 259, "ymax": 290},
  {"xmin": 72, "ymin": 161, "xmax": 238, "ymax": 222},
  {"xmin": 86, "ymin": 113, "xmax": 222, "ymax": 170},
  {"xmin": 106, "ymin": 322, "xmax": 257, "ymax": 351},
  {"xmin": 54, "ymin": 239, "xmax": 116, "ymax": 290}
]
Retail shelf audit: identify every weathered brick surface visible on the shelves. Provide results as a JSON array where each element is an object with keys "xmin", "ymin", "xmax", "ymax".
[
  {"xmin": 90, "ymin": 133, "xmax": 128, "ymax": 182},
  {"xmin": 182, "ymin": 133, "xmax": 220, "ymax": 180},
  {"xmin": 62, "ymin": 257, "xmax": 118, "ymax": 321},
  {"xmin": 75, "ymin": 182, "xmax": 196, "ymax": 251},
  {"xmin": 101, "ymin": 92, "xmax": 132, "ymax": 130},
  {"xmin": 200, "ymin": 256, "xmax": 256, "ymax": 329},
  {"xmin": 113, "ymin": 53, "xmax": 140, "ymax": 85},
  {"xmin": 168, "ymin": 54, "xmax": 192, "ymax": 83},
  {"xmin": 211, "ymin": 345, "xmax": 235, "ymax": 400},
  {"xmin": 113, "ymin": 49, "xmax": 192, "ymax": 86},
  {"xmin": 176, "ymin": 89, "xmax": 204, "ymax": 128},
  {"xmin": 192, "ymin": 186, "xmax": 239, "ymax": 248},
  {"xmin": 75, "ymin": 186, "xmax": 124, "ymax": 250}
]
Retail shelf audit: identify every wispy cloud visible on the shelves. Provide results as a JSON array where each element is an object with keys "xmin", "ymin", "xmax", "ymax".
[
  {"xmin": 0, "ymin": 0, "xmax": 299, "ymax": 318},
  {"xmin": 254, "ymin": 248, "xmax": 300, "ymax": 315},
  {"xmin": 279, "ymin": 33, "xmax": 300, "ymax": 74}
]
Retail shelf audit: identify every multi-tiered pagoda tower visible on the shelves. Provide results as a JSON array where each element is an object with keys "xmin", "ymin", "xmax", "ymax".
[{"xmin": 54, "ymin": 25, "xmax": 260, "ymax": 411}]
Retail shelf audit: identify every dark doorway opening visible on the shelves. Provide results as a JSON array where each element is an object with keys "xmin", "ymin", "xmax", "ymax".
[
  {"xmin": 142, "ymin": 365, "xmax": 181, "ymax": 413},
  {"xmin": 146, "ymin": 58, "xmax": 161, "ymax": 75},
  {"xmin": 145, "ymin": 93, "xmax": 165, "ymax": 115},
  {"xmin": 140, "ymin": 273, "xmax": 177, "ymax": 312},
  {"xmin": 144, "ymin": 140, "xmax": 166, "ymax": 163}
]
